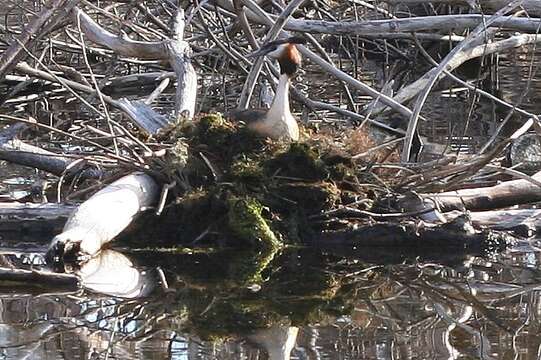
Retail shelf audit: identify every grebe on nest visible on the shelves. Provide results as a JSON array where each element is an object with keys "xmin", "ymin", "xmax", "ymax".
[{"xmin": 230, "ymin": 36, "xmax": 306, "ymax": 142}]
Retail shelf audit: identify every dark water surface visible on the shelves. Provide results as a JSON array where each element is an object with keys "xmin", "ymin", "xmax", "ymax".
[{"xmin": 0, "ymin": 242, "xmax": 541, "ymax": 359}]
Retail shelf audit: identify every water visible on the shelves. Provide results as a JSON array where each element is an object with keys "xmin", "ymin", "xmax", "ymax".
[{"xmin": 0, "ymin": 244, "xmax": 540, "ymax": 359}]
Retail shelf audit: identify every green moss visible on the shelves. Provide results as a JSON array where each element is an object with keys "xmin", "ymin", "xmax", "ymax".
[
  {"xmin": 265, "ymin": 143, "xmax": 328, "ymax": 181},
  {"xmin": 196, "ymin": 113, "xmax": 237, "ymax": 148},
  {"xmin": 273, "ymin": 182, "xmax": 340, "ymax": 213},
  {"xmin": 227, "ymin": 196, "xmax": 281, "ymax": 250},
  {"xmin": 198, "ymin": 113, "xmax": 229, "ymax": 133},
  {"xmin": 230, "ymin": 156, "xmax": 265, "ymax": 184},
  {"xmin": 169, "ymin": 138, "xmax": 189, "ymax": 170}
]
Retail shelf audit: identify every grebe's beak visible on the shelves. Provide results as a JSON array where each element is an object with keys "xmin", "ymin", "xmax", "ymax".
[{"xmin": 247, "ymin": 36, "xmax": 307, "ymax": 58}]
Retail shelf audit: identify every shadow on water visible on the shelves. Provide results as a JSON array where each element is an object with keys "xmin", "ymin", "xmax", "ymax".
[{"xmin": 0, "ymin": 237, "xmax": 540, "ymax": 359}]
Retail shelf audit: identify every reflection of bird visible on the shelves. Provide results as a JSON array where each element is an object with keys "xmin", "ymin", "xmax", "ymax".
[{"xmin": 230, "ymin": 37, "xmax": 306, "ymax": 141}]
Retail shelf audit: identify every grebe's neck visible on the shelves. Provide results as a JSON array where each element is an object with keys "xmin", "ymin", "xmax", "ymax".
[{"xmin": 267, "ymin": 73, "xmax": 291, "ymax": 121}]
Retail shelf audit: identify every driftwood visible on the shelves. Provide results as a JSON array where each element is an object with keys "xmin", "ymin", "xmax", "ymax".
[
  {"xmin": 0, "ymin": 203, "xmax": 75, "ymax": 241},
  {"xmin": 49, "ymin": 172, "xmax": 159, "ymax": 259},
  {"xmin": 13, "ymin": 62, "xmax": 168, "ymax": 135},
  {"xmin": 401, "ymin": 0, "xmax": 524, "ymax": 162},
  {"xmin": 383, "ymin": 0, "xmax": 541, "ymax": 15},
  {"xmin": 216, "ymin": 0, "xmax": 541, "ymax": 34},
  {"xmin": 75, "ymin": 6, "xmax": 197, "ymax": 121},
  {"xmin": 1, "ymin": 0, "xmax": 538, "ymax": 268},
  {"xmin": 0, "ymin": 122, "xmax": 104, "ymax": 180},
  {"xmin": 0, "ymin": 203, "xmax": 75, "ymax": 218},
  {"xmin": 426, "ymin": 171, "xmax": 541, "ymax": 212},
  {"xmin": 45, "ymin": 6, "xmax": 197, "ymax": 262},
  {"xmin": 375, "ymin": 33, "xmax": 541, "ymax": 118}
]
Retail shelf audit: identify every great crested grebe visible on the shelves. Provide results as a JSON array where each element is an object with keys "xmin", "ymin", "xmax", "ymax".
[{"xmin": 230, "ymin": 36, "xmax": 306, "ymax": 141}]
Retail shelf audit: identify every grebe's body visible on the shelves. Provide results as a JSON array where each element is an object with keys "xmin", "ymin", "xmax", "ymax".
[{"xmin": 231, "ymin": 37, "xmax": 305, "ymax": 142}]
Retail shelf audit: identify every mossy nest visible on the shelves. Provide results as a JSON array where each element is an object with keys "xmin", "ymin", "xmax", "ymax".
[{"xmin": 129, "ymin": 113, "xmax": 383, "ymax": 249}]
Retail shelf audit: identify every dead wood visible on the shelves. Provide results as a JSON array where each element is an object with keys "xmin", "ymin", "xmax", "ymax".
[
  {"xmin": 426, "ymin": 171, "xmax": 541, "ymax": 212},
  {"xmin": 14, "ymin": 62, "xmax": 169, "ymax": 135},
  {"xmin": 0, "ymin": 202, "xmax": 75, "ymax": 218},
  {"xmin": 383, "ymin": 0, "xmax": 541, "ymax": 15},
  {"xmin": 74, "ymin": 7, "xmax": 197, "ymax": 120},
  {"xmin": 49, "ymin": 172, "xmax": 159, "ymax": 259},
  {"xmin": 0, "ymin": 0, "xmax": 78, "ymax": 81},
  {"xmin": 375, "ymin": 33, "xmax": 541, "ymax": 119},
  {"xmin": 1, "ymin": 0, "xmax": 538, "ymax": 263},
  {"xmin": 73, "ymin": 7, "xmax": 169, "ymax": 59},
  {"xmin": 0, "ymin": 123, "xmax": 103, "ymax": 179},
  {"xmin": 401, "ymin": 0, "xmax": 524, "ymax": 162},
  {"xmin": 215, "ymin": 1, "xmax": 541, "ymax": 34},
  {"xmin": 0, "ymin": 203, "xmax": 74, "ymax": 240}
]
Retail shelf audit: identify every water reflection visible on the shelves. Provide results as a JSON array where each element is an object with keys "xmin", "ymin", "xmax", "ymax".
[
  {"xmin": 70, "ymin": 249, "xmax": 155, "ymax": 298},
  {"xmin": 0, "ymin": 243, "xmax": 538, "ymax": 358}
]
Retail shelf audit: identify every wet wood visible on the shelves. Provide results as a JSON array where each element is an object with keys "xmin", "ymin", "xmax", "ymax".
[
  {"xmin": 400, "ymin": 0, "xmax": 524, "ymax": 162},
  {"xmin": 74, "ymin": 7, "xmax": 197, "ymax": 119},
  {"xmin": 375, "ymin": 33, "xmax": 541, "ymax": 118},
  {"xmin": 0, "ymin": 203, "xmax": 75, "ymax": 240},
  {"xmin": 14, "ymin": 63, "xmax": 171, "ymax": 135},
  {"xmin": 309, "ymin": 219, "xmax": 512, "ymax": 250},
  {"xmin": 116, "ymin": 99, "xmax": 169, "ymax": 134}
]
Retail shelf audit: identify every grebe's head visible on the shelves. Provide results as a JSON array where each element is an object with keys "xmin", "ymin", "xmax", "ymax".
[{"xmin": 249, "ymin": 36, "xmax": 306, "ymax": 75}]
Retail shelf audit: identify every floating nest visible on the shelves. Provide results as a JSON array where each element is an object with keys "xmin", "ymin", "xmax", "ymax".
[{"xmin": 121, "ymin": 114, "xmax": 512, "ymax": 253}]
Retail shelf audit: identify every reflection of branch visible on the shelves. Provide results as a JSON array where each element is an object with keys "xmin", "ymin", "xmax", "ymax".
[
  {"xmin": 433, "ymin": 303, "xmax": 495, "ymax": 360},
  {"xmin": 0, "ymin": 267, "xmax": 78, "ymax": 290},
  {"xmin": 437, "ymin": 279, "xmax": 514, "ymax": 333}
]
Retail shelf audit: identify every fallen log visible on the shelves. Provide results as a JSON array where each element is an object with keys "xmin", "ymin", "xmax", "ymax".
[
  {"xmin": 48, "ymin": 172, "xmax": 159, "ymax": 260},
  {"xmin": 214, "ymin": 1, "xmax": 541, "ymax": 35},
  {"xmin": 382, "ymin": 0, "xmax": 541, "ymax": 16},
  {"xmin": 48, "ymin": 6, "xmax": 196, "ymax": 263},
  {"xmin": 0, "ymin": 203, "xmax": 75, "ymax": 242},
  {"xmin": 0, "ymin": 203, "xmax": 75, "ymax": 218},
  {"xmin": 426, "ymin": 171, "xmax": 541, "ymax": 212}
]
